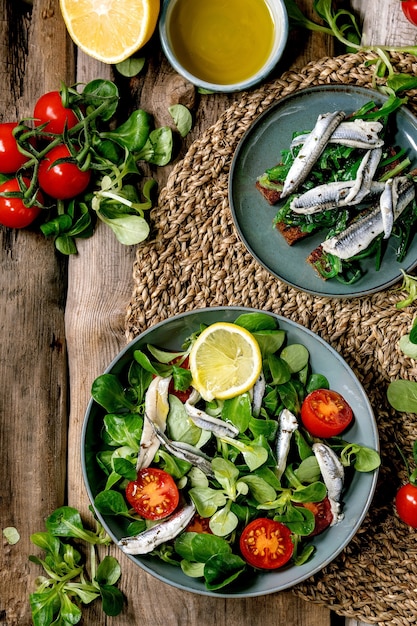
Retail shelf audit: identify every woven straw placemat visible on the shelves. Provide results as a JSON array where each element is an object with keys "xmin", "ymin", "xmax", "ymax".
[{"xmin": 126, "ymin": 52, "xmax": 417, "ymax": 625}]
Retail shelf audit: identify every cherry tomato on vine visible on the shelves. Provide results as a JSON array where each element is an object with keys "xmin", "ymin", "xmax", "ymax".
[
  {"xmin": 239, "ymin": 518, "xmax": 294, "ymax": 570},
  {"xmin": 38, "ymin": 144, "xmax": 91, "ymax": 200},
  {"xmin": 0, "ymin": 123, "xmax": 31, "ymax": 174},
  {"xmin": 401, "ymin": 0, "xmax": 417, "ymax": 26},
  {"xmin": 0, "ymin": 177, "xmax": 43, "ymax": 228},
  {"xmin": 395, "ymin": 482, "xmax": 417, "ymax": 527},
  {"xmin": 126, "ymin": 467, "xmax": 180, "ymax": 521},
  {"xmin": 298, "ymin": 497, "xmax": 333, "ymax": 536},
  {"xmin": 33, "ymin": 91, "xmax": 79, "ymax": 135},
  {"xmin": 300, "ymin": 389, "xmax": 354, "ymax": 438}
]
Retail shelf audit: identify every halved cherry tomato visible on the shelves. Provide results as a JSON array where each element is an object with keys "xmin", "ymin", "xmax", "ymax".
[
  {"xmin": 401, "ymin": 0, "xmax": 417, "ymax": 26},
  {"xmin": 0, "ymin": 123, "xmax": 31, "ymax": 174},
  {"xmin": 126, "ymin": 467, "xmax": 180, "ymax": 521},
  {"xmin": 300, "ymin": 389, "xmax": 353, "ymax": 438},
  {"xmin": 186, "ymin": 513, "xmax": 212, "ymax": 534},
  {"xmin": 0, "ymin": 177, "xmax": 43, "ymax": 228},
  {"xmin": 298, "ymin": 496, "xmax": 333, "ymax": 536},
  {"xmin": 395, "ymin": 482, "xmax": 417, "ymax": 527},
  {"xmin": 34, "ymin": 91, "xmax": 79, "ymax": 135},
  {"xmin": 239, "ymin": 518, "xmax": 294, "ymax": 570},
  {"xmin": 38, "ymin": 144, "xmax": 91, "ymax": 200}
]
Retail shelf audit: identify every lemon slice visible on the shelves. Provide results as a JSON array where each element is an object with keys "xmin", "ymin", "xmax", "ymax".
[
  {"xmin": 189, "ymin": 322, "xmax": 262, "ymax": 401},
  {"xmin": 59, "ymin": 0, "xmax": 160, "ymax": 64}
]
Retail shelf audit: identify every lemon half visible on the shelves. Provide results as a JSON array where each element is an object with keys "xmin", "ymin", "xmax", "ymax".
[
  {"xmin": 189, "ymin": 322, "xmax": 262, "ymax": 401},
  {"xmin": 60, "ymin": 0, "xmax": 160, "ymax": 64}
]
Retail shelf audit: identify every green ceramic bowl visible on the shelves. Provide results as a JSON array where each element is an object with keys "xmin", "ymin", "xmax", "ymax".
[{"xmin": 81, "ymin": 306, "xmax": 379, "ymax": 597}]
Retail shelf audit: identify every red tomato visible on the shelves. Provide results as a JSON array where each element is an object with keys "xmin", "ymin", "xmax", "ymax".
[
  {"xmin": 298, "ymin": 496, "xmax": 333, "ymax": 536},
  {"xmin": 0, "ymin": 177, "xmax": 43, "ymax": 228},
  {"xmin": 395, "ymin": 482, "xmax": 417, "ymax": 527},
  {"xmin": 38, "ymin": 145, "xmax": 91, "ymax": 200},
  {"xmin": 126, "ymin": 467, "xmax": 180, "ymax": 521},
  {"xmin": 0, "ymin": 123, "xmax": 31, "ymax": 174},
  {"xmin": 186, "ymin": 513, "xmax": 212, "ymax": 534},
  {"xmin": 300, "ymin": 389, "xmax": 353, "ymax": 438},
  {"xmin": 239, "ymin": 518, "xmax": 294, "ymax": 570},
  {"xmin": 33, "ymin": 91, "xmax": 79, "ymax": 135},
  {"xmin": 401, "ymin": 0, "xmax": 417, "ymax": 26}
]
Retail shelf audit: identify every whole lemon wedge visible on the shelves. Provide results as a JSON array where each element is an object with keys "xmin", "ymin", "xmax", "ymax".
[
  {"xmin": 189, "ymin": 322, "xmax": 262, "ymax": 402},
  {"xmin": 59, "ymin": 0, "xmax": 160, "ymax": 64}
]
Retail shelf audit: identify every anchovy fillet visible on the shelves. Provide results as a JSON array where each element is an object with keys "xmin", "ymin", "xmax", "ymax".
[
  {"xmin": 379, "ymin": 178, "xmax": 398, "ymax": 239},
  {"xmin": 275, "ymin": 408, "xmax": 298, "ymax": 480},
  {"xmin": 291, "ymin": 180, "xmax": 385, "ymax": 215},
  {"xmin": 281, "ymin": 111, "xmax": 346, "ymax": 199},
  {"xmin": 251, "ymin": 372, "xmax": 266, "ymax": 418},
  {"xmin": 152, "ymin": 420, "xmax": 215, "ymax": 477},
  {"xmin": 136, "ymin": 376, "xmax": 171, "ymax": 470},
  {"xmin": 118, "ymin": 502, "xmax": 196, "ymax": 555},
  {"xmin": 185, "ymin": 389, "xmax": 239, "ymax": 439},
  {"xmin": 321, "ymin": 177, "xmax": 415, "ymax": 260},
  {"xmin": 291, "ymin": 119, "xmax": 384, "ymax": 150},
  {"xmin": 312, "ymin": 443, "xmax": 344, "ymax": 526},
  {"xmin": 343, "ymin": 147, "xmax": 383, "ymax": 204}
]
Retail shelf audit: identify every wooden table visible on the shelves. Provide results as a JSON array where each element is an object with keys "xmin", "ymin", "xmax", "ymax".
[{"xmin": 1, "ymin": 1, "xmax": 415, "ymax": 624}]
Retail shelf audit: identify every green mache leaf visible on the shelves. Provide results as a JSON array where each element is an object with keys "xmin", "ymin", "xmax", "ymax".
[
  {"xmin": 291, "ymin": 481, "xmax": 327, "ymax": 503},
  {"xmin": 103, "ymin": 413, "xmax": 142, "ymax": 448},
  {"xmin": 3, "ymin": 526, "xmax": 20, "ymax": 545},
  {"xmin": 136, "ymin": 127, "xmax": 173, "ymax": 165},
  {"xmin": 234, "ymin": 312, "xmax": 277, "ymax": 332},
  {"xmin": 222, "ymin": 392, "xmax": 252, "ymax": 433},
  {"xmin": 180, "ymin": 560, "xmax": 205, "ymax": 578},
  {"xmin": 174, "ymin": 531, "xmax": 232, "ymax": 563},
  {"xmin": 209, "ymin": 506, "xmax": 239, "ymax": 536},
  {"xmin": 294, "ymin": 455, "xmax": 321, "ymax": 483},
  {"xmin": 30, "ymin": 531, "xmax": 61, "ymax": 556},
  {"xmin": 238, "ymin": 474, "xmax": 277, "ymax": 504},
  {"xmin": 252, "ymin": 329, "xmax": 286, "ymax": 356},
  {"xmin": 204, "ymin": 553, "xmax": 246, "ymax": 590},
  {"xmin": 99, "ymin": 583, "xmax": 125, "ymax": 617},
  {"xmin": 280, "ymin": 344, "xmax": 309, "ymax": 373},
  {"xmin": 29, "ymin": 589, "xmax": 58, "ymax": 626},
  {"xmin": 167, "ymin": 395, "xmax": 201, "ymax": 445},
  {"xmin": 45, "ymin": 506, "xmax": 84, "ymax": 538},
  {"xmin": 268, "ymin": 355, "xmax": 291, "ymax": 385},
  {"xmin": 169, "ymin": 104, "xmax": 193, "ymax": 137},
  {"xmin": 387, "ymin": 379, "xmax": 417, "ymax": 413},
  {"xmin": 387, "ymin": 73, "xmax": 417, "ymax": 94},
  {"xmin": 94, "ymin": 490, "xmax": 130, "ymax": 516},
  {"xmin": 55, "ymin": 234, "xmax": 78, "ymax": 255},
  {"xmin": 59, "ymin": 591, "xmax": 82, "ymax": 624},
  {"xmin": 82, "ymin": 79, "xmax": 119, "ymax": 121},
  {"xmin": 306, "ymin": 373, "xmax": 329, "ymax": 393},
  {"xmin": 399, "ymin": 334, "xmax": 417, "ymax": 359},
  {"xmin": 102, "ymin": 109, "xmax": 152, "ymax": 153},
  {"xmin": 95, "ymin": 555, "xmax": 121, "ymax": 586},
  {"xmin": 91, "ymin": 373, "xmax": 135, "ymax": 412},
  {"xmin": 115, "ymin": 56, "xmax": 146, "ymax": 77},
  {"xmin": 188, "ymin": 486, "xmax": 227, "ymax": 517},
  {"xmin": 98, "ymin": 212, "xmax": 150, "ymax": 245}
]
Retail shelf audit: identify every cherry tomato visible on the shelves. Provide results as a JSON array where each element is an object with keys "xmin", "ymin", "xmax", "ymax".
[
  {"xmin": 395, "ymin": 482, "xmax": 417, "ymax": 527},
  {"xmin": 239, "ymin": 518, "xmax": 294, "ymax": 570},
  {"xmin": 0, "ymin": 123, "xmax": 31, "ymax": 174},
  {"xmin": 298, "ymin": 497, "xmax": 333, "ymax": 536},
  {"xmin": 38, "ymin": 144, "xmax": 91, "ymax": 200},
  {"xmin": 186, "ymin": 513, "xmax": 212, "ymax": 534},
  {"xmin": 300, "ymin": 389, "xmax": 354, "ymax": 438},
  {"xmin": 0, "ymin": 177, "xmax": 43, "ymax": 228},
  {"xmin": 126, "ymin": 467, "xmax": 180, "ymax": 521},
  {"xmin": 33, "ymin": 91, "xmax": 79, "ymax": 135},
  {"xmin": 401, "ymin": 0, "xmax": 417, "ymax": 26}
]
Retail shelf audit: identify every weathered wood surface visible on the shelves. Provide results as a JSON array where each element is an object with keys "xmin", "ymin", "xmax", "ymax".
[{"xmin": 0, "ymin": 0, "xmax": 415, "ymax": 625}]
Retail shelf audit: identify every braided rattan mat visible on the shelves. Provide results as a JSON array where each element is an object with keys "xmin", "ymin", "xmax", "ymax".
[{"xmin": 126, "ymin": 52, "xmax": 417, "ymax": 625}]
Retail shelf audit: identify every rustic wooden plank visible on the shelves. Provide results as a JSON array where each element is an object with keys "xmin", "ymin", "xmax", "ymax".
[
  {"xmin": 0, "ymin": 0, "xmax": 73, "ymax": 624},
  {"xmin": 63, "ymin": 2, "xmax": 335, "ymax": 625}
]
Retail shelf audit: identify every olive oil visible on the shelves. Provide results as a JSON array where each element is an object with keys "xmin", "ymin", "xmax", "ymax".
[{"xmin": 168, "ymin": 0, "xmax": 276, "ymax": 85}]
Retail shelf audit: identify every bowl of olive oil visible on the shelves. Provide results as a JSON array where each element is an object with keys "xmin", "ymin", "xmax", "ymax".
[{"xmin": 159, "ymin": 0, "xmax": 289, "ymax": 92}]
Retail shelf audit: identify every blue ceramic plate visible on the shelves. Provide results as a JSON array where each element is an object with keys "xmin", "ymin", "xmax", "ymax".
[
  {"xmin": 229, "ymin": 85, "xmax": 417, "ymax": 297},
  {"xmin": 81, "ymin": 306, "xmax": 379, "ymax": 597}
]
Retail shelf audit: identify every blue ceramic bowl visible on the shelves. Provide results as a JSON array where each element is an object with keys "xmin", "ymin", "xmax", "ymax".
[
  {"xmin": 158, "ymin": 0, "xmax": 289, "ymax": 93},
  {"xmin": 81, "ymin": 306, "xmax": 379, "ymax": 597}
]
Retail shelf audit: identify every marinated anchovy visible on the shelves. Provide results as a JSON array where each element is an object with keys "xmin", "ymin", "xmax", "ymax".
[
  {"xmin": 312, "ymin": 443, "xmax": 344, "ymax": 526},
  {"xmin": 118, "ymin": 502, "xmax": 196, "ymax": 555},
  {"xmin": 343, "ymin": 147, "xmax": 383, "ymax": 204},
  {"xmin": 291, "ymin": 180, "xmax": 384, "ymax": 215},
  {"xmin": 379, "ymin": 178, "xmax": 396, "ymax": 239},
  {"xmin": 275, "ymin": 408, "xmax": 298, "ymax": 480},
  {"xmin": 321, "ymin": 177, "xmax": 415, "ymax": 260},
  {"xmin": 290, "ymin": 119, "xmax": 384, "ymax": 150},
  {"xmin": 251, "ymin": 372, "xmax": 266, "ymax": 417},
  {"xmin": 136, "ymin": 375, "xmax": 171, "ymax": 470},
  {"xmin": 185, "ymin": 389, "xmax": 239, "ymax": 439},
  {"xmin": 152, "ymin": 419, "xmax": 215, "ymax": 477},
  {"xmin": 281, "ymin": 111, "xmax": 346, "ymax": 199}
]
